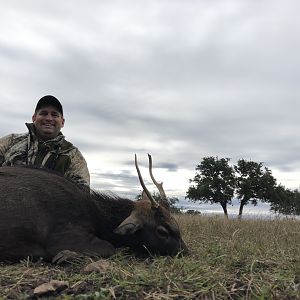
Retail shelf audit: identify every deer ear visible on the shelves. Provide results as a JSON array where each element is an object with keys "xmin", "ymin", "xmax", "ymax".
[{"xmin": 114, "ymin": 215, "xmax": 142, "ymax": 235}]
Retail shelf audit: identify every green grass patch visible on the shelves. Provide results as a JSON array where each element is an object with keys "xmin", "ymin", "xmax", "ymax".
[{"xmin": 0, "ymin": 215, "xmax": 299, "ymax": 299}]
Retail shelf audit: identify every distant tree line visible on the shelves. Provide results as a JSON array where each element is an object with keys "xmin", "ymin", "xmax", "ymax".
[
  {"xmin": 186, "ymin": 156, "xmax": 300, "ymax": 218},
  {"xmin": 136, "ymin": 191, "xmax": 181, "ymax": 214},
  {"xmin": 269, "ymin": 185, "xmax": 300, "ymax": 215}
]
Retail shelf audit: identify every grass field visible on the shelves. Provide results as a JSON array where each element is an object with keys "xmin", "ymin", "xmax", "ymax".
[{"xmin": 0, "ymin": 215, "xmax": 299, "ymax": 299}]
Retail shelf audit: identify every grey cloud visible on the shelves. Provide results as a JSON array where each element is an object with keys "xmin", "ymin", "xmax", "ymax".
[{"xmin": 1, "ymin": 0, "xmax": 300, "ymax": 194}]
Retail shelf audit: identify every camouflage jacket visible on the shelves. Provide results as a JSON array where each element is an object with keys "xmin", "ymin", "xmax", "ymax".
[{"xmin": 0, "ymin": 123, "xmax": 90, "ymax": 186}]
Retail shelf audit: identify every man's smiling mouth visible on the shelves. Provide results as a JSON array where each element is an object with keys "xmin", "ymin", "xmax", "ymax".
[{"xmin": 42, "ymin": 124, "xmax": 54, "ymax": 128}]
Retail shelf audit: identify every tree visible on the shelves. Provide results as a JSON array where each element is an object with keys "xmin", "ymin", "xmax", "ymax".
[
  {"xmin": 269, "ymin": 185, "xmax": 300, "ymax": 215},
  {"xmin": 186, "ymin": 156, "xmax": 235, "ymax": 218},
  {"xmin": 234, "ymin": 159, "xmax": 277, "ymax": 219}
]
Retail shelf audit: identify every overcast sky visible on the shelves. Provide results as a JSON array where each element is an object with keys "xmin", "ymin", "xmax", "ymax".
[{"xmin": 1, "ymin": 0, "xmax": 300, "ymax": 199}]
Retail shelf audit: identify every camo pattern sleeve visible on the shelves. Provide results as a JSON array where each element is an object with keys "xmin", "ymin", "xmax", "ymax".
[
  {"xmin": 0, "ymin": 135, "xmax": 10, "ymax": 166},
  {"xmin": 0, "ymin": 133, "xmax": 30, "ymax": 167},
  {"xmin": 64, "ymin": 147, "xmax": 90, "ymax": 187},
  {"xmin": 0, "ymin": 134, "xmax": 16, "ymax": 166}
]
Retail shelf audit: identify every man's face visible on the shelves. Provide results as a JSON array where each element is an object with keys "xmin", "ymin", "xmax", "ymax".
[{"xmin": 32, "ymin": 105, "xmax": 65, "ymax": 140}]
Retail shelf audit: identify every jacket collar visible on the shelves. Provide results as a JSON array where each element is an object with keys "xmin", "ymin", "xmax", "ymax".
[
  {"xmin": 25, "ymin": 123, "xmax": 65, "ymax": 143},
  {"xmin": 25, "ymin": 123, "xmax": 73, "ymax": 152}
]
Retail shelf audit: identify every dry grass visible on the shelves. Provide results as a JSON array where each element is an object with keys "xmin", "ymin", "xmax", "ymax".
[{"xmin": 0, "ymin": 215, "xmax": 299, "ymax": 299}]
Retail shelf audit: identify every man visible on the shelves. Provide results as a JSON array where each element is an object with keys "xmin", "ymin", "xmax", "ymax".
[{"xmin": 0, "ymin": 95, "xmax": 90, "ymax": 187}]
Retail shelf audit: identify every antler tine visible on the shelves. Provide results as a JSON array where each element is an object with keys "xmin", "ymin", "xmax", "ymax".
[
  {"xmin": 135, "ymin": 154, "xmax": 159, "ymax": 208},
  {"xmin": 148, "ymin": 154, "xmax": 167, "ymax": 202}
]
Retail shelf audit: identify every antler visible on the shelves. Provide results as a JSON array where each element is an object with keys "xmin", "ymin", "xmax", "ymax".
[
  {"xmin": 135, "ymin": 154, "xmax": 159, "ymax": 208},
  {"xmin": 148, "ymin": 154, "xmax": 167, "ymax": 202}
]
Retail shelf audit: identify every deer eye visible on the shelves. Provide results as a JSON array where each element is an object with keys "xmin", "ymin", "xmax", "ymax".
[{"xmin": 156, "ymin": 226, "xmax": 169, "ymax": 240}]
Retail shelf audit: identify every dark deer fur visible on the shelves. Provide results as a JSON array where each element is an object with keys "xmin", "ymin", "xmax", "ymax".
[{"xmin": 0, "ymin": 156, "xmax": 188, "ymax": 262}]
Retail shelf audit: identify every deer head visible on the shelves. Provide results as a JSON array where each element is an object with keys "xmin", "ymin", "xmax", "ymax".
[{"xmin": 114, "ymin": 154, "xmax": 188, "ymax": 256}]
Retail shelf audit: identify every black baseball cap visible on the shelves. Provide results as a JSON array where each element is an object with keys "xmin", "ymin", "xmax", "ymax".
[{"xmin": 35, "ymin": 95, "xmax": 63, "ymax": 115}]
